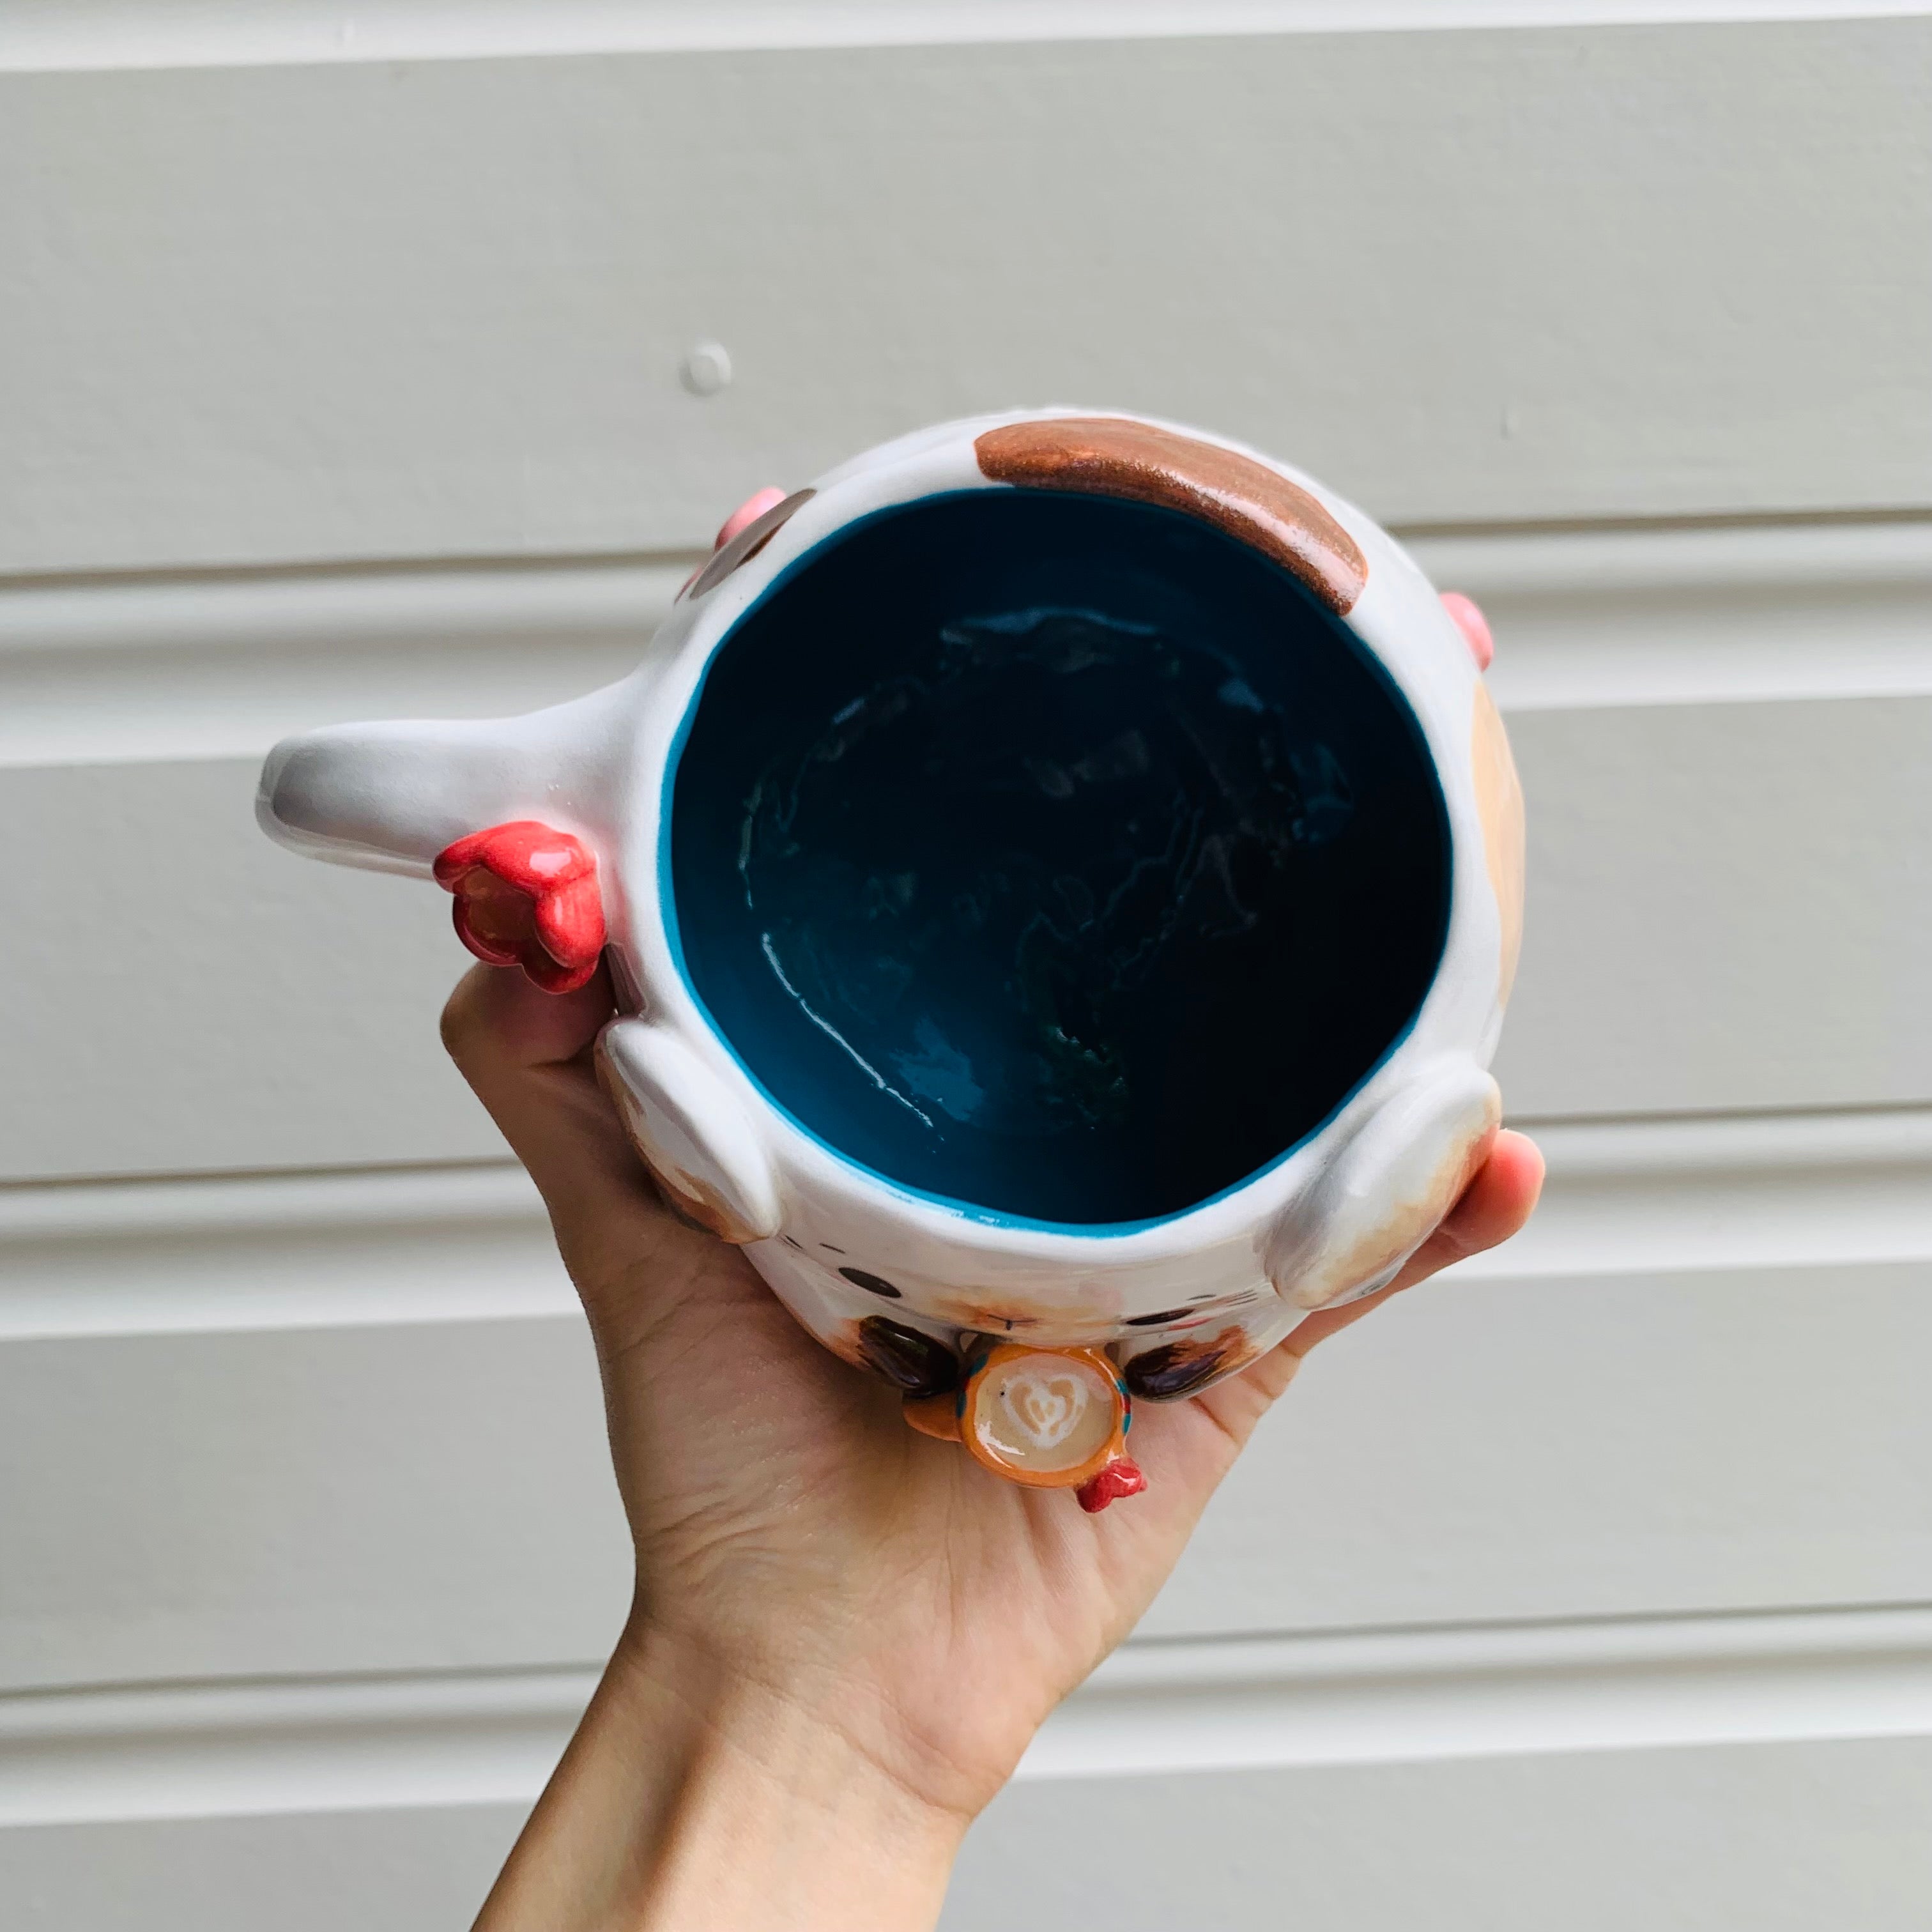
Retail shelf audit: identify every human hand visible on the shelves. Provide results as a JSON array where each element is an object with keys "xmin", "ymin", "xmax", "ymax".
[{"xmin": 447, "ymin": 962, "xmax": 1542, "ymax": 1931}]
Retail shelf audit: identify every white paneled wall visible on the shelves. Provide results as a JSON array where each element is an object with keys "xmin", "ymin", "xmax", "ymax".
[
  {"xmin": 4, "ymin": 8, "xmax": 1931, "ymax": 1926},
  {"xmin": 5, "ymin": 17, "xmax": 1929, "ymax": 573}
]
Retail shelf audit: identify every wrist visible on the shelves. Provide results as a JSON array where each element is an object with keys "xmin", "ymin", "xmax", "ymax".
[
  {"xmin": 613, "ymin": 1620, "xmax": 970, "ymax": 1931},
  {"xmin": 477, "ymin": 1617, "xmax": 972, "ymax": 1932}
]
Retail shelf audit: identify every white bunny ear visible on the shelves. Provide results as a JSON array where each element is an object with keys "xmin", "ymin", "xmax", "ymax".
[
  {"xmin": 256, "ymin": 716, "xmax": 541, "ymax": 877},
  {"xmin": 256, "ymin": 676, "xmax": 638, "ymax": 877}
]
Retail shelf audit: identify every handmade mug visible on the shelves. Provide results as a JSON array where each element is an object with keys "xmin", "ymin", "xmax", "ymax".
[{"xmin": 258, "ymin": 411, "xmax": 1524, "ymax": 1510}]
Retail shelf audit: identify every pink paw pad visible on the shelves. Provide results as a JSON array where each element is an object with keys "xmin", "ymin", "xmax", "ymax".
[
  {"xmin": 714, "ymin": 486, "xmax": 790, "ymax": 551},
  {"xmin": 433, "ymin": 822, "xmax": 605, "ymax": 994},
  {"xmin": 1440, "ymin": 591, "xmax": 1494, "ymax": 670}
]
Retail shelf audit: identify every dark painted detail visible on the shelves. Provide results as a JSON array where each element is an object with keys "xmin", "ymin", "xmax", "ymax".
[
  {"xmin": 855, "ymin": 1317, "xmax": 960, "ymax": 1396},
  {"xmin": 840, "ymin": 1266, "xmax": 902, "ymax": 1299},
  {"xmin": 1124, "ymin": 1337, "xmax": 1240, "ymax": 1401},
  {"xmin": 671, "ymin": 489, "xmax": 1450, "ymax": 1224},
  {"xmin": 1124, "ymin": 1307, "xmax": 1195, "ymax": 1328}
]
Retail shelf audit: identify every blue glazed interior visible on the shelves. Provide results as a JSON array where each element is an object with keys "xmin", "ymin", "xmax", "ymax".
[{"xmin": 668, "ymin": 489, "xmax": 1450, "ymax": 1226}]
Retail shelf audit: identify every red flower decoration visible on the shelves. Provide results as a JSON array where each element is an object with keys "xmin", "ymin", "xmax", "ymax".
[
  {"xmin": 433, "ymin": 822, "xmax": 605, "ymax": 994},
  {"xmin": 1075, "ymin": 1457, "xmax": 1148, "ymax": 1514}
]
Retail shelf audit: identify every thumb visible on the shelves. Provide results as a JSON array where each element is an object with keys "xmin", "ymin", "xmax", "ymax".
[{"xmin": 438, "ymin": 962, "xmax": 717, "ymax": 1314}]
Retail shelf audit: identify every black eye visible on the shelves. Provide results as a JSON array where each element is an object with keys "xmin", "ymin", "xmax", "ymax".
[{"xmin": 839, "ymin": 1266, "xmax": 901, "ymax": 1300}]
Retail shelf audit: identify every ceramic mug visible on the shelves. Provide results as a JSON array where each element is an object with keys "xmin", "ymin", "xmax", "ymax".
[{"xmin": 257, "ymin": 411, "xmax": 1524, "ymax": 1510}]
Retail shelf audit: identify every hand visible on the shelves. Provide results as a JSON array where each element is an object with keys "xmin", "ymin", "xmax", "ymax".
[{"xmin": 445, "ymin": 963, "xmax": 1544, "ymax": 1931}]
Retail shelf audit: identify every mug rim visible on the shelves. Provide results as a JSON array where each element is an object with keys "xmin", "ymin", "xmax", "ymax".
[{"xmin": 652, "ymin": 464, "xmax": 1460, "ymax": 1238}]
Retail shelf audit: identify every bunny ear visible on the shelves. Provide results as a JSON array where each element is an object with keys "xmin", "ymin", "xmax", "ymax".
[
  {"xmin": 257, "ymin": 712, "xmax": 581, "ymax": 878},
  {"xmin": 259, "ymin": 674, "xmax": 642, "ymax": 877}
]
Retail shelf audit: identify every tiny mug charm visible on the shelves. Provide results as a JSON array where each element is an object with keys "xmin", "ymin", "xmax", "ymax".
[{"xmin": 259, "ymin": 411, "xmax": 1524, "ymax": 1512}]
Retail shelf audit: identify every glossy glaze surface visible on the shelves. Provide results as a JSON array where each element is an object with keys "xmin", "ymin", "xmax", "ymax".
[{"xmin": 256, "ymin": 406, "xmax": 1520, "ymax": 1447}]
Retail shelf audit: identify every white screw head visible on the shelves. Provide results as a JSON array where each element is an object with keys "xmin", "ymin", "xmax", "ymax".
[{"xmin": 680, "ymin": 341, "xmax": 733, "ymax": 397}]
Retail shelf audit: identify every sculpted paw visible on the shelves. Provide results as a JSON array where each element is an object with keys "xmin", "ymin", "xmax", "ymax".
[
  {"xmin": 1269, "ymin": 1064, "xmax": 1501, "ymax": 1312},
  {"xmin": 595, "ymin": 1019, "xmax": 782, "ymax": 1243},
  {"xmin": 433, "ymin": 822, "xmax": 604, "ymax": 993}
]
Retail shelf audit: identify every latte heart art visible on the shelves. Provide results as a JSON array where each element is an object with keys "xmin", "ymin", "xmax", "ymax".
[
  {"xmin": 257, "ymin": 409, "xmax": 1523, "ymax": 1517},
  {"xmin": 1003, "ymin": 1371, "xmax": 1088, "ymax": 1452},
  {"xmin": 942, "ymin": 1344, "xmax": 1138, "ymax": 1502}
]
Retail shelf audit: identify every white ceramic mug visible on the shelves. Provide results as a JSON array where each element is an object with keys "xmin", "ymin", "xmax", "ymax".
[{"xmin": 259, "ymin": 411, "xmax": 1524, "ymax": 1507}]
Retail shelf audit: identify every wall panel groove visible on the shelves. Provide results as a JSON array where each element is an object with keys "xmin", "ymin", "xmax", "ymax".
[
  {"xmin": 6, "ymin": 1103, "xmax": 1931, "ymax": 1341},
  {"xmin": 4, "ymin": 518, "xmax": 1928, "ymax": 766},
  {"xmin": 10, "ymin": 1602, "xmax": 1932, "ymax": 1829}
]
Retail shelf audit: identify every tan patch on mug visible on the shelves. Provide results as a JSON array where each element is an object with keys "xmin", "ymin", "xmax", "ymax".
[
  {"xmin": 1471, "ymin": 682, "xmax": 1525, "ymax": 1004},
  {"xmin": 923, "ymin": 1292, "xmax": 1045, "ymax": 1337},
  {"xmin": 656, "ymin": 1165, "xmax": 760, "ymax": 1245},
  {"xmin": 975, "ymin": 417, "xmax": 1367, "ymax": 615}
]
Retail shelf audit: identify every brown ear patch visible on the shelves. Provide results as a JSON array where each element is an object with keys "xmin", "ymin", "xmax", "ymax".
[
  {"xmin": 1471, "ymin": 683, "xmax": 1526, "ymax": 1004},
  {"xmin": 645, "ymin": 1153, "xmax": 761, "ymax": 1245},
  {"xmin": 974, "ymin": 417, "xmax": 1367, "ymax": 616}
]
